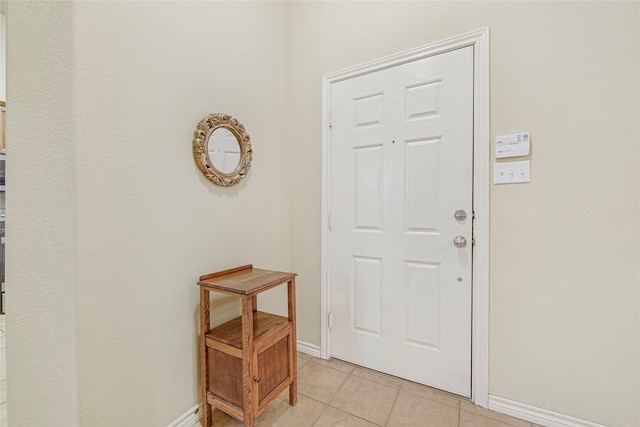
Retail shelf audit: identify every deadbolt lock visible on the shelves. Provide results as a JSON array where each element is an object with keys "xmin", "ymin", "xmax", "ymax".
[{"xmin": 454, "ymin": 210, "xmax": 467, "ymax": 221}]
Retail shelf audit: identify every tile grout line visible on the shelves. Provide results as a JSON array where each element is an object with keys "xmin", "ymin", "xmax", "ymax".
[
  {"xmin": 308, "ymin": 399, "xmax": 327, "ymax": 427},
  {"xmin": 308, "ymin": 404, "xmax": 327, "ymax": 427},
  {"xmin": 321, "ymin": 363, "xmax": 394, "ymax": 427},
  {"xmin": 296, "ymin": 390, "xmax": 379, "ymax": 427},
  {"xmin": 315, "ymin": 361, "xmax": 352, "ymax": 406},
  {"xmin": 333, "ymin": 368, "xmax": 400, "ymax": 426},
  {"xmin": 382, "ymin": 384, "xmax": 401, "ymax": 427}
]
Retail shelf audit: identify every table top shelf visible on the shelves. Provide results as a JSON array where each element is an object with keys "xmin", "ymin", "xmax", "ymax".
[{"xmin": 197, "ymin": 264, "xmax": 297, "ymax": 295}]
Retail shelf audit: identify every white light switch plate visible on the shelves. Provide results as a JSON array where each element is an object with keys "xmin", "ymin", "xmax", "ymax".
[{"xmin": 494, "ymin": 160, "xmax": 531, "ymax": 184}]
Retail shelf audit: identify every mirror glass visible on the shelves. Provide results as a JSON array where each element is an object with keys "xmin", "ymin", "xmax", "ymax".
[
  {"xmin": 208, "ymin": 128, "xmax": 241, "ymax": 174},
  {"xmin": 192, "ymin": 113, "xmax": 252, "ymax": 187}
]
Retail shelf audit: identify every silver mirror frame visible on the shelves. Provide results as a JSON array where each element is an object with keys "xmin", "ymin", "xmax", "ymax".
[{"xmin": 193, "ymin": 113, "xmax": 252, "ymax": 187}]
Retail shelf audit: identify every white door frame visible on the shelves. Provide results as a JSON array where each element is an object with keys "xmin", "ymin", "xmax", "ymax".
[{"xmin": 320, "ymin": 28, "xmax": 490, "ymax": 407}]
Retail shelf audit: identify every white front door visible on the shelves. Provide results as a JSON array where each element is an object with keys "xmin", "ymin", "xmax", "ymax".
[{"xmin": 329, "ymin": 46, "xmax": 474, "ymax": 397}]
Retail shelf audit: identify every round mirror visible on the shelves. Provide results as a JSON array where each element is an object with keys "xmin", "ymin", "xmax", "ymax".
[
  {"xmin": 208, "ymin": 127, "xmax": 241, "ymax": 174},
  {"xmin": 193, "ymin": 114, "xmax": 252, "ymax": 186}
]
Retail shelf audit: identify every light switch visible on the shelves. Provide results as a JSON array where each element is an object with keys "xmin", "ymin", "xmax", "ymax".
[{"xmin": 494, "ymin": 160, "xmax": 531, "ymax": 184}]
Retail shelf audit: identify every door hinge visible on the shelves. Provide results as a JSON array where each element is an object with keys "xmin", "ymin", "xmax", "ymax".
[
  {"xmin": 328, "ymin": 110, "xmax": 333, "ymax": 128},
  {"xmin": 328, "ymin": 212, "xmax": 332, "ymax": 230},
  {"xmin": 328, "ymin": 311, "xmax": 333, "ymax": 329}
]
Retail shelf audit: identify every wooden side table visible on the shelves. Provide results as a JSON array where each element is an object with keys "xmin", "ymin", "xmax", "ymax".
[{"xmin": 198, "ymin": 265, "xmax": 297, "ymax": 427}]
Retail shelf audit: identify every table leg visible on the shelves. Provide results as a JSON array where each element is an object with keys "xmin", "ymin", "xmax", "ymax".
[
  {"xmin": 200, "ymin": 287, "xmax": 211, "ymax": 427},
  {"xmin": 241, "ymin": 295, "xmax": 255, "ymax": 426},
  {"xmin": 288, "ymin": 278, "xmax": 297, "ymax": 406}
]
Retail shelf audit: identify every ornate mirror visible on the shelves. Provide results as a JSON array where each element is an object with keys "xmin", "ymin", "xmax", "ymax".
[{"xmin": 193, "ymin": 113, "xmax": 252, "ymax": 186}]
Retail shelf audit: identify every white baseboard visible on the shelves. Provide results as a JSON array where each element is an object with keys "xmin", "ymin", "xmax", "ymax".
[
  {"xmin": 488, "ymin": 395, "xmax": 607, "ymax": 427},
  {"xmin": 297, "ymin": 340, "xmax": 322, "ymax": 359},
  {"xmin": 166, "ymin": 404, "xmax": 201, "ymax": 427}
]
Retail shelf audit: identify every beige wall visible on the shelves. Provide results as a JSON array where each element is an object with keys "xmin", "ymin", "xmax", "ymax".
[
  {"xmin": 8, "ymin": 1, "xmax": 290, "ymax": 425},
  {"xmin": 6, "ymin": 1, "xmax": 639, "ymax": 427},
  {"xmin": 6, "ymin": 2, "xmax": 80, "ymax": 426},
  {"xmin": 73, "ymin": 3, "xmax": 292, "ymax": 424},
  {"xmin": 288, "ymin": 2, "xmax": 639, "ymax": 426}
]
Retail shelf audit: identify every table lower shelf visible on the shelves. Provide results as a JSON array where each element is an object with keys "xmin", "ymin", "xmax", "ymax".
[
  {"xmin": 205, "ymin": 311, "xmax": 291, "ymax": 350},
  {"xmin": 204, "ymin": 310, "xmax": 296, "ymax": 421}
]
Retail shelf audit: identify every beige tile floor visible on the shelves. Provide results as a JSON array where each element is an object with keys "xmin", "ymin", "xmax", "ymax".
[
  {"xmin": 207, "ymin": 352, "xmax": 544, "ymax": 427},
  {"xmin": 0, "ymin": 336, "xmax": 545, "ymax": 427}
]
